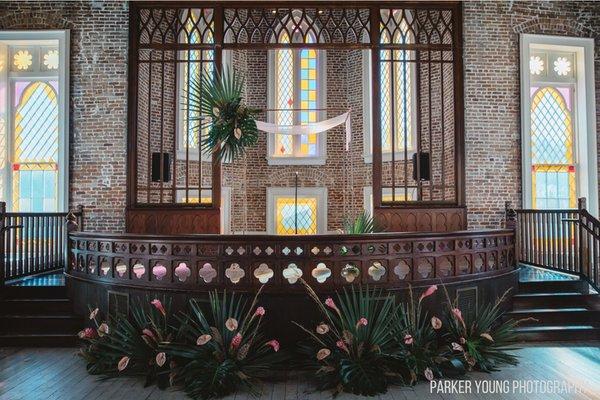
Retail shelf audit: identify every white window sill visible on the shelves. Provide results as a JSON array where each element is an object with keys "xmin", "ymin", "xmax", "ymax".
[
  {"xmin": 266, "ymin": 156, "xmax": 327, "ymax": 166},
  {"xmin": 363, "ymin": 150, "xmax": 416, "ymax": 164}
]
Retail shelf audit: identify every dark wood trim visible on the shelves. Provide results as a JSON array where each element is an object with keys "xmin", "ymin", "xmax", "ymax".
[
  {"xmin": 453, "ymin": 2, "xmax": 466, "ymax": 206},
  {"xmin": 126, "ymin": 4, "xmax": 140, "ymax": 208},
  {"xmin": 370, "ymin": 5, "xmax": 382, "ymax": 209}
]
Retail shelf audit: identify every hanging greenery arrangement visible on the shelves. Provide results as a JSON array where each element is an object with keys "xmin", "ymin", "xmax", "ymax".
[{"xmin": 185, "ymin": 68, "xmax": 260, "ymax": 162}]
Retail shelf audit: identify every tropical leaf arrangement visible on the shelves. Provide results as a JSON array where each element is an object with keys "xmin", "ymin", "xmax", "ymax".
[
  {"xmin": 342, "ymin": 210, "xmax": 381, "ymax": 234},
  {"xmin": 163, "ymin": 287, "xmax": 284, "ymax": 400},
  {"xmin": 442, "ymin": 289, "xmax": 521, "ymax": 372},
  {"xmin": 294, "ymin": 282, "xmax": 520, "ymax": 397},
  {"xmin": 185, "ymin": 67, "xmax": 260, "ymax": 162},
  {"xmin": 78, "ymin": 297, "xmax": 174, "ymax": 388},
  {"xmin": 78, "ymin": 285, "xmax": 520, "ymax": 399},
  {"xmin": 294, "ymin": 282, "xmax": 406, "ymax": 396}
]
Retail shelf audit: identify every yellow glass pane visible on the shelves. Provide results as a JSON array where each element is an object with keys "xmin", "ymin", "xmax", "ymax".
[
  {"xmin": 308, "ymin": 69, "xmax": 316, "ymax": 80},
  {"xmin": 308, "ymin": 134, "xmax": 317, "ymax": 144},
  {"xmin": 276, "ymin": 197, "xmax": 317, "ymax": 235}
]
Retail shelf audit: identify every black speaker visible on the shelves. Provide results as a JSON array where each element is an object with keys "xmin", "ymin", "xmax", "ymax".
[
  {"xmin": 412, "ymin": 152, "xmax": 430, "ymax": 181},
  {"xmin": 151, "ymin": 152, "xmax": 170, "ymax": 182}
]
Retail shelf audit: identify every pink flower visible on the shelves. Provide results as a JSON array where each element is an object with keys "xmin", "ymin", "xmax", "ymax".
[
  {"xmin": 356, "ymin": 317, "xmax": 368, "ymax": 327},
  {"xmin": 404, "ymin": 334, "xmax": 414, "ymax": 345},
  {"xmin": 155, "ymin": 352, "xmax": 166, "ymax": 367},
  {"xmin": 451, "ymin": 308, "xmax": 465, "ymax": 328},
  {"xmin": 151, "ymin": 299, "xmax": 166, "ymax": 316},
  {"xmin": 451, "ymin": 342, "xmax": 464, "ymax": 352},
  {"xmin": 142, "ymin": 328, "xmax": 155, "ymax": 339},
  {"xmin": 118, "ymin": 356, "xmax": 130, "ymax": 371},
  {"xmin": 424, "ymin": 367, "xmax": 434, "ymax": 381},
  {"xmin": 89, "ymin": 308, "xmax": 99, "ymax": 320},
  {"xmin": 336, "ymin": 339, "xmax": 348, "ymax": 352},
  {"xmin": 196, "ymin": 334, "xmax": 212, "ymax": 345},
  {"xmin": 254, "ymin": 306, "xmax": 266, "ymax": 317},
  {"xmin": 431, "ymin": 316, "xmax": 442, "ymax": 330},
  {"xmin": 325, "ymin": 297, "xmax": 339, "ymax": 313},
  {"xmin": 225, "ymin": 318, "xmax": 238, "ymax": 331},
  {"xmin": 316, "ymin": 323, "xmax": 330, "ymax": 335},
  {"xmin": 78, "ymin": 327, "xmax": 97, "ymax": 339},
  {"xmin": 266, "ymin": 339, "xmax": 280, "ymax": 352},
  {"xmin": 419, "ymin": 285, "xmax": 438, "ymax": 302},
  {"xmin": 317, "ymin": 348, "xmax": 331, "ymax": 360},
  {"xmin": 230, "ymin": 333, "xmax": 242, "ymax": 349},
  {"xmin": 98, "ymin": 323, "xmax": 110, "ymax": 337}
]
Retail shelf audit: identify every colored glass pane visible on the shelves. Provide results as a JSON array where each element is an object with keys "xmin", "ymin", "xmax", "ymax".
[
  {"xmin": 12, "ymin": 81, "xmax": 59, "ymax": 211},
  {"xmin": 299, "ymin": 48, "xmax": 317, "ymax": 156},
  {"xmin": 530, "ymin": 86, "xmax": 576, "ymax": 209},
  {"xmin": 275, "ymin": 197, "xmax": 317, "ymax": 235}
]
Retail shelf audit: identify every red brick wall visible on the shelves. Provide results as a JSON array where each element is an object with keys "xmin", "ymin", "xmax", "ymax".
[
  {"xmin": 0, "ymin": 1, "xmax": 128, "ymax": 232},
  {"xmin": 1, "ymin": 1, "xmax": 599, "ymax": 232}
]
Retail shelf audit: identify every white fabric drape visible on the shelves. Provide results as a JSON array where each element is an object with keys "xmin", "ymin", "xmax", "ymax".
[{"xmin": 255, "ymin": 111, "xmax": 352, "ymax": 150}]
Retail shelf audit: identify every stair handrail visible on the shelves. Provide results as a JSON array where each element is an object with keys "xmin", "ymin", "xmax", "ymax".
[{"xmin": 512, "ymin": 198, "xmax": 599, "ymax": 292}]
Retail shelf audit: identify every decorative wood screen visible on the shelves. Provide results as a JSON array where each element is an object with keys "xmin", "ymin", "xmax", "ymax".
[{"xmin": 127, "ymin": 2, "xmax": 464, "ymax": 234}]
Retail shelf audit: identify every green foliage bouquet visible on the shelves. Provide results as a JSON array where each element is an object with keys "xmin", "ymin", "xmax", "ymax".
[
  {"xmin": 186, "ymin": 67, "xmax": 260, "ymax": 162},
  {"xmin": 295, "ymin": 282, "xmax": 406, "ymax": 396},
  {"xmin": 78, "ymin": 297, "xmax": 174, "ymax": 388},
  {"xmin": 164, "ymin": 288, "xmax": 283, "ymax": 400}
]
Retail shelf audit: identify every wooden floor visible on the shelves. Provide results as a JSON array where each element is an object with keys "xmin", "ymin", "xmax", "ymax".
[{"xmin": 0, "ymin": 345, "xmax": 599, "ymax": 400}]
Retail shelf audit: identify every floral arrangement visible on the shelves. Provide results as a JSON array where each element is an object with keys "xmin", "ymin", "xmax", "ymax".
[
  {"xmin": 342, "ymin": 210, "xmax": 381, "ymax": 234},
  {"xmin": 77, "ymin": 285, "xmax": 519, "ymax": 399},
  {"xmin": 443, "ymin": 289, "xmax": 520, "ymax": 372},
  {"xmin": 294, "ymin": 282, "xmax": 406, "ymax": 396},
  {"xmin": 164, "ymin": 287, "xmax": 283, "ymax": 400},
  {"xmin": 186, "ymin": 67, "xmax": 260, "ymax": 162},
  {"xmin": 295, "ymin": 282, "xmax": 520, "ymax": 396},
  {"xmin": 78, "ymin": 297, "xmax": 174, "ymax": 388}
]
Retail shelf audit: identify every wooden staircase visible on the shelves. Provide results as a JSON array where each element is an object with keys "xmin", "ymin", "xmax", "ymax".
[
  {"xmin": 0, "ymin": 285, "xmax": 80, "ymax": 346},
  {"xmin": 508, "ymin": 279, "xmax": 600, "ymax": 341}
]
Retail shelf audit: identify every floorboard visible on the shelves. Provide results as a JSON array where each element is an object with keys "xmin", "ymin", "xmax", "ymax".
[{"xmin": 0, "ymin": 345, "xmax": 599, "ymax": 400}]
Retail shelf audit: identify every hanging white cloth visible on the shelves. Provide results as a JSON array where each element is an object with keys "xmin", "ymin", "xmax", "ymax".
[{"xmin": 255, "ymin": 111, "xmax": 352, "ymax": 151}]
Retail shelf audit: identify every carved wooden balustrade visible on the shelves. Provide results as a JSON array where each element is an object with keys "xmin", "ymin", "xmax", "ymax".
[{"xmin": 67, "ymin": 229, "xmax": 515, "ymax": 293}]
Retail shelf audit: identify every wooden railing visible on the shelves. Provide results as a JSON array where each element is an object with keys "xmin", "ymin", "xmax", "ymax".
[
  {"xmin": 0, "ymin": 202, "xmax": 83, "ymax": 285},
  {"xmin": 67, "ymin": 229, "xmax": 516, "ymax": 293},
  {"xmin": 514, "ymin": 198, "xmax": 600, "ymax": 289}
]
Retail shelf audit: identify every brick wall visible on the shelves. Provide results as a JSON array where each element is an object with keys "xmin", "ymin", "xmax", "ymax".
[
  {"xmin": 463, "ymin": 0, "xmax": 600, "ymax": 228},
  {"xmin": 1, "ymin": 1, "xmax": 599, "ymax": 232},
  {"xmin": 0, "ymin": 0, "xmax": 129, "ymax": 232}
]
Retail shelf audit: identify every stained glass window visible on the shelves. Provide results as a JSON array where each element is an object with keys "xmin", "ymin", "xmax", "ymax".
[
  {"xmin": 272, "ymin": 32, "xmax": 321, "ymax": 158},
  {"xmin": 12, "ymin": 81, "xmax": 59, "ymax": 211},
  {"xmin": 530, "ymin": 86, "xmax": 576, "ymax": 209},
  {"xmin": 0, "ymin": 36, "xmax": 66, "ymax": 213},
  {"xmin": 275, "ymin": 197, "xmax": 318, "ymax": 235},
  {"xmin": 380, "ymin": 24, "xmax": 413, "ymax": 154},
  {"xmin": 180, "ymin": 10, "xmax": 214, "ymax": 153}
]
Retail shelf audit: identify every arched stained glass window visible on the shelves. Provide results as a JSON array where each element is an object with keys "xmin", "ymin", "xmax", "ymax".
[
  {"xmin": 180, "ymin": 9, "xmax": 214, "ymax": 153},
  {"xmin": 380, "ymin": 18, "xmax": 414, "ymax": 154},
  {"xmin": 530, "ymin": 86, "xmax": 576, "ymax": 209},
  {"xmin": 13, "ymin": 81, "xmax": 59, "ymax": 211},
  {"xmin": 275, "ymin": 32, "xmax": 294, "ymax": 156}
]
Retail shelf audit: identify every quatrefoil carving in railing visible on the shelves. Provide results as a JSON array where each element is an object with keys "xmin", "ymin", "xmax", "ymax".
[
  {"xmin": 368, "ymin": 261, "xmax": 386, "ymax": 281},
  {"xmin": 133, "ymin": 262, "xmax": 146, "ymax": 279},
  {"xmin": 312, "ymin": 263, "xmax": 331, "ymax": 283},
  {"xmin": 225, "ymin": 263, "xmax": 245, "ymax": 284},
  {"xmin": 199, "ymin": 263, "xmax": 217, "ymax": 283},
  {"xmin": 341, "ymin": 263, "xmax": 360, "ymax": 283},
  {"xmin": 394, "ymin": 260, "xmax": 410, "ymax": 280},
  {"xmin": 152, "ymin": 263, "xmax": 167, "ymax": 280},
  {"xmin": 100, "ymin": 259, "xmax": 110, "ymax": 276},
  {"xmin": 282, "ymin": 263, "xmax": 303, "ymax": 284},
  {"xmin": 254, "ymin": 263, "xmax": 274, "ymax": 284},
  {"xmin": 175, "ymin": 262, "xmax": 191, "ymax": 282},
  {"xmin": 116, "ymin": 261, "xmax": 128, "ymax": 278}
]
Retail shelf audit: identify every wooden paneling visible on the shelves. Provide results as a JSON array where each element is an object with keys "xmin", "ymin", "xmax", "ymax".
[
  {"xmin": 125, "ymin": 208, "xmax": 220, "ymax": 234},
  {"xmin": 375, "ymin": 206, "xmax": 467, "ymax": 232}
]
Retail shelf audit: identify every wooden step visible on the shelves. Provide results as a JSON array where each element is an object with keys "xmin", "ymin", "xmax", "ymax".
[
  {"xmin": 518, "ymin": 280, "xmax": 588, "ymax": 294},
  {"xmin": 0, "ymin": 333, "xmax": 77, "ymax": 347},
  {"xmin": 514, "ymin": 325, "xmax": 600, "ymax": 341},
  {"xmin": 0, "ymin": 298, "xmax": 73, "ymax": 315},
  {"xmin": 0, "ymin": 315, "xmax": 82, "ymax": 335},
  {"xmin": 2, "ymin": 286, "xmax": 68, "ymax": 299},
  {"xmin": 506, "ymin": 308, "xmax": 600, "ymax": 327},
  {"xmin": 512, "ymin": 292, "xmax": 592, "ymax": 308}
]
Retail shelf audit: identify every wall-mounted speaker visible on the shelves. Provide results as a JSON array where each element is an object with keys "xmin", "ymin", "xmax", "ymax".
[
  {"xmin": 151, "ymin": 152, "xmax": 170, "ymax": 182},
  {"xmin": 412, "ymin": 152, "xmax": 430, "ymax": 182}
]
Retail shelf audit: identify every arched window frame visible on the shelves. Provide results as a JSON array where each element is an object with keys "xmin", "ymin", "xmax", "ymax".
[
  {"xmin": 176, "ymin": 9, "xmax": 214, "ymax": 163},
  {"xmin": 0, "ymin": 30, "xmax": 69, "ymax": 212},
  {"xmin": 363, "ymin": 12, "xmax": 417, "ymax": 163},
  {"xmin": 520, "ymin": 34, "xmax": 598, "ymax": 214},
  {"xmin": 266, "ymin": 21, "xmax": 327, "ymax": 165}
]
